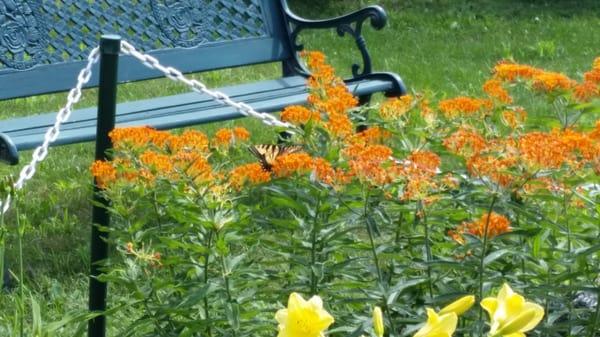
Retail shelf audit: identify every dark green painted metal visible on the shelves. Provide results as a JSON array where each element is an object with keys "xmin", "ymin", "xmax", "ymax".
[{"xmin": 89, "ymin": 35, "xmax": 121, "ymax": 337}]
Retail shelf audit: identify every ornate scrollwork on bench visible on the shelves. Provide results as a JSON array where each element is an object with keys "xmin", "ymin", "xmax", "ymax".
[
  {"xmin": 284, "ymin": 5, "xmax": 387, "ymax": 78},
  {"xmin": 0, "ymin": 1, "xmax": 47, "ymax": 70}
]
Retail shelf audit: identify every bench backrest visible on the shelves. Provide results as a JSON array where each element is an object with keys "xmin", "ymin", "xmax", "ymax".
[{"xmin": 0, "ymin": 0, "xmax": 293, "ymax": 100}]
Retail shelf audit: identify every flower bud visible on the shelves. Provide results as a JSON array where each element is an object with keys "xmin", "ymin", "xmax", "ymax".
[
  {"xmin": 373, "ymin": 306, "xmax": 384, "ymax": 337},
  {"xmin": 438, "ymin": 295, "xmax": 475, "ymax": 316}
]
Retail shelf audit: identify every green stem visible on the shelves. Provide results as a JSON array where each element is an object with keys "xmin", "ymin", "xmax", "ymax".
[
  {"xmin": 310, "ymin": 194, "xmax": 322, "ymax": 295},
  {"xmin": 152, "ymin": 191, "xmax": 163, "ymax": 229},
  {"xmin": 204, "ymin": 231, "xmax": 213, "ymax": 337},
  {"xmin": 478, "ymin": 195, "xmax": 498, "ymax": 335},
  {"xmin": 394, "ymin": 212, "xmax": 404, "ymax": 245},
  {"xmin": 363, "ymin": 190, "xmax": 383, "ymax": 284},
  {"xmin": 219, "ymin": 236, "xmax": 237, "ymax": 337},
  {"xmin": 563, "ymin": 192, "xmax": 573, "ymax": 334},
  {"xmin": 420, "ymin": 201, "xmax": 433, "ymax": 299},
  {"xmin": 15, "ymin": 204, "xmax": 24, "ymax": 337}
]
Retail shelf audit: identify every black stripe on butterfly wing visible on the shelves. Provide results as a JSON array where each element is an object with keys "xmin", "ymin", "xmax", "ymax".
[{"xmin": 248, "ymin": 144, "xmax": 304, "ymax": 171}]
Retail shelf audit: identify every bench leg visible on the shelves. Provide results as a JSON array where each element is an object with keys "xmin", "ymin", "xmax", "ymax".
[{"xmin": 89, "ymin": 35, "xmax": 121, "ymax": 337}]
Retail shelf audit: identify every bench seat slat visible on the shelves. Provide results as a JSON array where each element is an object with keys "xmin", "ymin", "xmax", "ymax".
[{"xmin": 1, "ymin": 77, "xmax": 393, "ymax": 163}]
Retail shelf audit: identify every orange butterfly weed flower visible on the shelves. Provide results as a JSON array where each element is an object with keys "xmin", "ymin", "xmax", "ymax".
[
  {"xmin": 108, "ymin": 126, "xmax": 157, "ymax": 149},
  {"xmin": 229, "ymin": 163, "xmax": 271, "ymax": 189},
  {"xmin": 573, "ymin": 81, "xmax": 598, "ymax": 102},
  {"xmin": 322, "ymin": 84, "xmax": 358, "ymax": 114},
  {"xmin": 406, "ymin": 150, "xmax": 441, "ymax": 176},
  {"xmin": 466, "ymin": 154, "xmax": 517, "ymax": 187},
  {"xmin": 450, "ymin": 212, "xmax": 511, "ymax": 243},
  {"xmin": 325, "ymin": 112, "xmax": 353, "ymax": 139},
  {"xmin": 281, "ymin": 105, "xmax": 321, "ymax": 126},
  {"xmin": 532, "ymin": 71, "xmax": 575, "ymax": 92},
  {"xmin": 271, "ymin": 152, "xmax": 313, "ymax": 178},
  {"xmin": 90, "ymin": 160, "xmax": 117, "ymax": 189},
  {"xmin": 140, "ymin": 150, "xmax": 174, "ymax": 177},
  {"xmin": 501, "ymin": 108, "xmax": 527, "ymax": 129},
  {"xmin": 443, "ymin": 128, "xmax": 488, "ymax": 158},
  {"xmin": 483, "ymin": 79, "xmax": 513, "ymax": 104},
  {"xmin": 583, "ymin": 58, "xmax": 600, "ymax": 84},
  {"xmin": 438, "ymin": 96, "xmax": 493, "ymax": 118},
  {"xmin": 348, "ymin": 126, "xmax": 390, "ymax": 145},
  {"xmin": 185, "ymin": 155, "xmax": 213, "ymax": 183},
  {"xmin": 590, "ymin": 120, "xmax": 600, "ymax": 140},
  {"xmin": 466, "ymin": 212, "xmax": 512, "ymax": 239},
  {"xmin": 168, "ymin": 129, "xmax": 209, "ymax": 153},
  {"xmin": 345, "ymin": 144, "xmax": 395, "ymax": 186},
  {"xmin": 518, "ymin": 132, "xmax": 569, "ymax": 169},
  {"xmin": 559, "ymin": 129, "xmax": 600, "ymax": 164},
  {"xmin": 312, "ymin": 157, "xmax": 352, "ymax": 189},
  {"xmin": 212, "ymin": 127, "xmax": 251, "ymax": 148},
  {"xmin": 492, "ymin": 62, "xmax": 543, "ymax": 82},
  {"xmin": 379, "ymin": 95, "xmax": 414, "ymax": 120}
]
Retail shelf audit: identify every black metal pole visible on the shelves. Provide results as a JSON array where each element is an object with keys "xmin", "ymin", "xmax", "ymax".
[{"xmin": 89, "ymin": 35, "xmax": 121, "ymax": 337}]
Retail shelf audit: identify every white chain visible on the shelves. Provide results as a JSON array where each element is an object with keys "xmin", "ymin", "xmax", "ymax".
[
  {"xmin": 0, "ymin": 48, "xmax": 100, "ymax": 215},
  {"xmin": 119, "ymin": 41, "xmax": 296, "ymax": 130},
  {"xmin": 1, "ymin": 40, "xmax": 301, "ymax": 215}
]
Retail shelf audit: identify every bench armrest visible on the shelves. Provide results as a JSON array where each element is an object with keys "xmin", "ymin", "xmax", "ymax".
[{"xmin": 282, "ymin": 3, "xmax": 387, "ymax": 79}]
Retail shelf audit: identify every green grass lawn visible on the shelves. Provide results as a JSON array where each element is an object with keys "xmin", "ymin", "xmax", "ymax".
[{"xmin": 0, "ymin": 0, "xmax": 599, "ymax": 333}]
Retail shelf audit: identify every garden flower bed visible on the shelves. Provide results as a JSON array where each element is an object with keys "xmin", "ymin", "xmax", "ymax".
[{"xmin": 82, "ymin": 52, "xmax": 600, "ymax": 336}]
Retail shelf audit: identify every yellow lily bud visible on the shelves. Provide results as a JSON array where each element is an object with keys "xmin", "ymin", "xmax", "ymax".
[
  {"xmin": 481, "ymin": 283, "xmax": 544, "ymax": 337},
  {"xmin": 439, "ymin": 295, "xmax": 475, "ymax": 316},
  {"xmin": 494, "ymin": 309, "xmax": 537, "ymax": 336},
  {"xmin": 413, "ymin": 308, "xmax": 457, "ymax": 337},
  {"xmin": 373, "ymin": 306, "xmax": 384, "ymax": 337}
]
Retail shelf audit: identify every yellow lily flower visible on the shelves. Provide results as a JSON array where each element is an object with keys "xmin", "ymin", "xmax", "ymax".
[
  {"xmin": 275, "ymin": 292, "xmax": 334, "ymax": 337},
  {"xmin": 481, "ymin": 283, "xmax": 544, "ymax": 337},
  {"xmin": 373, "ymin": 306, "xmax": 385, "ymax": 337},
  {"xmin": 439, "ymin": 295, "xmax": 475, "ymax": 316},
  {"xmin": 413, "ymin": 308, "xmax": 458, "ymax": 337}
]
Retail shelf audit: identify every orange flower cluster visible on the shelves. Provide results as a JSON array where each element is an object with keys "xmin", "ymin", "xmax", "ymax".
[
  {"xmin": 449, "ymin": 212, "xmax": 511, "ymax": 244},
  {"xmin": 109, "ymin": 126, "xmax": 170, "ymax": 149},
  {"xmin": 344, "ymin": 144, "xmax": 395, "ymax": 186},
  {"xmin": 438, "ymin": 96, "xmax": 492, "ymax": 118},
  {"xmin": 91, "ymin": 160, "xmax": 117, "ymax": 189},
  {"xmin": 271, "ymin": 152, "xmax": 314, "ymax": 178},
  {"xmin": 303, "ymin": 51, "xmax": 357, "ymax": 139},
  {"xmin": 493, "ymin": 62, "xmax": 543, "ymax": 82},
  {"xmin": 212, "ymin": 127, "xmax": 251, "ymax": 148},
  {"xmin": 399, "ymin": 150, "xmax": 442, "ymax": 201},
  {"xmin": 501, "ymin": 108, "xmax": 527, "ymax": 129},
  {"xmin": 466, "ymin": 154, "xmax": 518, "ymax": 187},
  {"xmin": 229, "ymin": 163, "xmax": 271, "ymax": 189},
  {"xmin": 379, "ymin": 95, "xmax": 414, "ymax": 120},
  {"xmin": 281, "ymin": 105, "xmax": 321, "ymax": 126},
  {"xmin": 443, "ymin": 128, "xmax": 488, "ymax": 158},
  {"xmin": 492, "ymin": 61, "xmax": 575, "ymax": 93},
  {"xmin": 483, "ymin": 79, "xmax": 512, "ymax": 104},
  {"xmin": 575, "ymin": 57, "xmax": 600, "ymax": 102},
  {"xmin": 518, "ymin": 132, "xmax": 570, "ymax": 169},
  {"xmin": 348, "ymin": 126, "xmax": 390, "ymax": 146},
  {"xmin": 531, "ymin": 71, "xmax": 575, "ymax": 92},
  {"xmin": 312, "ymin": 157, "xmax": 352, "ymax": 189},
  {"xmin": 168, "ymin": 129, "xmax": 209, "ymax": 153}
]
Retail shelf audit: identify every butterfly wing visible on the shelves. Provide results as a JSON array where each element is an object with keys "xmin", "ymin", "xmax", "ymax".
[{"xmin": 248, "ymin": 144, "xmax": 303, "ymax": 171}]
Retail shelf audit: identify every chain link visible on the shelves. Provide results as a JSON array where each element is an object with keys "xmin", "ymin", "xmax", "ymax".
[
  {"xmin": 0, "ymin": 47, "xmax": 100, "ymax": 215},
  {"xmin": 119, "ymin": 41, "xmax": 297, "ymax": 130}
]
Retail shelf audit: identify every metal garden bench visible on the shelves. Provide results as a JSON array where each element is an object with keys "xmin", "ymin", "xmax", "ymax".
[
  {"xmin": 0, "ymin": 1, "xmax": 406, "ymax": 336},
  {"xmin": 0, "ymin": 0, "xmax": 406, "ymax": 166}
]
